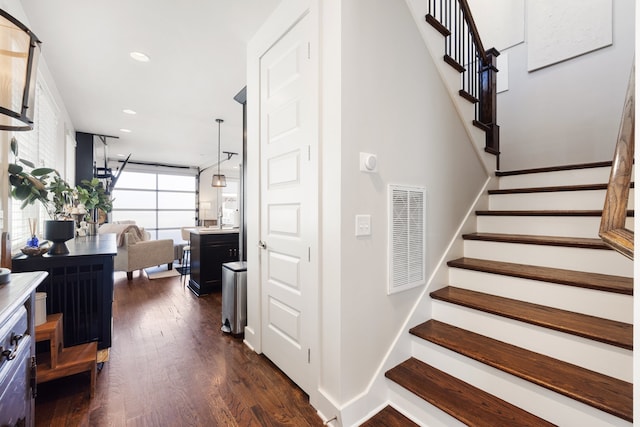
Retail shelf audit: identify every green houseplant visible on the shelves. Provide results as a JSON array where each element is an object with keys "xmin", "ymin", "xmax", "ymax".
[
  {"xmin": 76, "ymin": 178, "xmax": 112, "ymax": 218},
  {"xmin": 8, "ymin": 138, "xmax": 73, "ymax": 219},
  {"xmin": 7, "ymin": 137, "xmax": 104, "ymax": 253}
]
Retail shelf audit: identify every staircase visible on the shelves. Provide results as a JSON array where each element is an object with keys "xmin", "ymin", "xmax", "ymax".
[{"xmin": 362, "ymin": 162, "xmax": 634, "ymax": 426}]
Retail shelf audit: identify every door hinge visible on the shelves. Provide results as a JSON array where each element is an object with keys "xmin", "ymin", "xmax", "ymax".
[
  {"xmin": 308, "ymin": 247, "xmax": 311, "ymax": 262},
  {"xmin": 307, "ymin": 42, "xmax": 311, "ymax": 59},
  {"xmin": 308, "ymin": 348, "xmax": 311, "ymax": 363},
  {"xmin": 307, "ymin": 145, "xmax": 311, "ymax": 161}
]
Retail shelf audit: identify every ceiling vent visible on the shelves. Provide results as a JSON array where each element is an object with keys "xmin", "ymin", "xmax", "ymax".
[{"xmin": 388, "ymin": 184, "xmax": 426, "ymax": 294}]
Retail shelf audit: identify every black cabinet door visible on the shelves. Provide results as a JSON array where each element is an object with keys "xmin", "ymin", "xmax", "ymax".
[{"xmin": 188, "ymin": 232, "xmax": 239, "ymax": 296}]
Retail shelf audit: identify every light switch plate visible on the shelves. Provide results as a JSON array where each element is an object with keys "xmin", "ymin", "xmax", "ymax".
[{"xmin": 355, "ymin": 214, "xmax": 371, "ymax": 236}]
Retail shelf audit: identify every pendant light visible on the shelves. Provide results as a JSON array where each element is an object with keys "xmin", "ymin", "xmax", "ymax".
[
  {"xmin": 0, "ymin": 9, "xmax": 41, "ymax": 131},
  {"xmin": 212, "ymin": 118, "xmax": 227, "ymax": 187}
]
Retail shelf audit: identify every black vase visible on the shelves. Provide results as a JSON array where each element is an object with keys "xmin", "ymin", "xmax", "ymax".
[{"xmin": 44, "ymin": 220, "xmax": 75, "ymax": 255}]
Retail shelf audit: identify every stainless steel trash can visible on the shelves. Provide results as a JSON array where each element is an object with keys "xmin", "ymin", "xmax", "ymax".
[{"xmin": 221, "ymin": 261, "xmax": 247, "ymax": 335}]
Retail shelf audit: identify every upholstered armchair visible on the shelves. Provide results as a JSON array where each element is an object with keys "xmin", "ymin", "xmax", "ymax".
[{"xmin": 99, "ymin": 222, "xmax": 175, "ymax": 280}]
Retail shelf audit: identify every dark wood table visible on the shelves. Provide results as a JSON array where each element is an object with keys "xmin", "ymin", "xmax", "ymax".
[{"xmin": 12, "ymin": 234, "xmax": 117, "ymax": 349}]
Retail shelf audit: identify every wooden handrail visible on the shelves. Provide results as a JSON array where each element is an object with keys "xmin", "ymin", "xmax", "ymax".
[{"xmin": 599, "ymin": 63, "xmax": 634, "ymax": 259}]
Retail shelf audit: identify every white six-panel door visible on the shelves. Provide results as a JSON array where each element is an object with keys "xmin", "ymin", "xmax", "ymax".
[{"xmin": 259, "ymin": 13, "xmax": 317, "ymax": 395}]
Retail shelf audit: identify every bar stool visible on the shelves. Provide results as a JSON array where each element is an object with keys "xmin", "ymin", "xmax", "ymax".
[{"xmin": 180, "ymin": 227, "xmax": 191, "ymax": 286}]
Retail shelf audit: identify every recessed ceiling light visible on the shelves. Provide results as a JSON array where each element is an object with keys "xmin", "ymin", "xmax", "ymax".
[
  {"xmin": 129, "ymin": 51, "xmax": 150, "ymax": 62},
  {"xmin": 122, "ymin": 109, "xmax": 137, "ymax": 115},
  {"xmin": 120, "ymin": 128, "xmax": 132, "ymax": 133}
]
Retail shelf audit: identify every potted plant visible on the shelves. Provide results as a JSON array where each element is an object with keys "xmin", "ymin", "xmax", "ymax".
[
  {"xmin": 76, "ymin": 177, "xmax": 112, "ymax": 234},
  {"xmin": 8, "ymin": 137, "xmax": 76, "ymax": 254}
]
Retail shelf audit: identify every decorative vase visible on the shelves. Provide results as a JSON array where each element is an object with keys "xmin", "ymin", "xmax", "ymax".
[
  {"xmin": 86, "ymin": 208, "xmax": 99, "ymax": 236},
  {"xmin": 26, "ymin": 235, "xmax": 39, "ymax": 248},
  {"xmin": 44, "ymin": 220, "xmax": 75, "ymax": 255}
]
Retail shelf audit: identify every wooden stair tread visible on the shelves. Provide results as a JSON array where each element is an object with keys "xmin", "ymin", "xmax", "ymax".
[
  {"xmin": 359, "ymin": 405, "xmax": 418, "ymax": 427},
  {"xmin": 459, "ymin": 89, "xmax": 478, "ymax": 104},
  {"xmin": 489, "ymin": 182, "xmax": 633, "ymax": 195},
  {"xmin": 444, "ymin": 54, "xmax": 465, "ymax": 73},
  {"xmin": 35, "ymin": 313, "xmax": 63, "ymax": 342},
  {"xmin": 409, "ymin": 321, "xmax": 633, "ymax": 422},
  {"xmin": 447, "ymin": 257, "xmax": 633, "ymax": 295},
  {"xmin": 495, "ymin": 161, "xmax": 612, "ymax": 177},
  {"xmin": 470, "ymin": 120, "xmax": 490, "ymax": 133},
  {"xmin": 425, "ymin": 14, "xmax": 450, "ymax": 37},
  {"xmin": 462, "ymin": 232, "xmax": 612, "ymax": 250},
  {"xmin": 476, "ymin": 209, "xmax": 634, "ymax": 216},
  {"xmin": 35, "ymin": 313, "xmax": 63, "ymax": 369},
  {"xmin": 385, "ymin": 357, "xmax": 556, "ymax": 427},
  {"xmin": 37, "ymin": 341, "xmax": 97, "ymax": 383},
  {"xmin": 430, "ymin": 286, "xmax": 632, "ymax": 349}
]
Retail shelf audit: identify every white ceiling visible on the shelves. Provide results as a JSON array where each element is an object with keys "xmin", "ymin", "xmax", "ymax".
[{"xmin": 19, "ymin": 0, "xmax": 281, "ymax": 171}]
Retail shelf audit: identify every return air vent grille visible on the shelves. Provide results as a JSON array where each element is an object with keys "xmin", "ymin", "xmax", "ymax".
[{"xmin": 388, "ymin": 184, "xmax": 426, "ymax": 294}]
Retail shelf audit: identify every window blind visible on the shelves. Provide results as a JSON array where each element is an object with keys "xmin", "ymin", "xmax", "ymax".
[{"xmin": 11, "ymin": 82, "xmax": 60, "ymax": 252}]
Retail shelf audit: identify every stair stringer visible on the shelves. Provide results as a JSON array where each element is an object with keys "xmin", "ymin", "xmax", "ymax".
[
  {"xmin": 340, "ymin": 176, "xmax": 492, "ymax": 427},
  {"xmin": 404, "ymin": 0, "xmax": 497, "ymax": 175}
]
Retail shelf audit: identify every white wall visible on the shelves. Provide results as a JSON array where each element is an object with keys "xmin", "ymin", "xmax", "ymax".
[
  {"xmin": 471, "ymin": 0, "xmax": 635, "ymax": 170},
  {"xmin": 334, "ymin": 0, "xmax": 487, "ymax": 407}
]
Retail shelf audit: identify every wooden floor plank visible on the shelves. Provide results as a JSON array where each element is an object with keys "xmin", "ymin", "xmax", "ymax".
[
  {"xmin": 409, "ymin": 320, "xmax": 633, "ymax": 422},
  {"xmin": 35, "ymin": 272, "xmax": 323, "ymax": 427},
  {"xmin": 359, "ymin": 405, "xmax": 419, "ymax": 427},
  {"xmin": 447, "ymin": 257, "xmax": 633, "ymax": 295},
  {"xmin": 385, "ymin": 358, "xmax": 556, "ymax": 427},
  {"xmin": 430, "ymin": 286, "xmax": 632, "ymax": 349}
]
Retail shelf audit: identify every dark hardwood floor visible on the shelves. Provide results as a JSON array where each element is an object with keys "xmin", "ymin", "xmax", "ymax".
[{"xmin": 35, "ymin": 271, "xmax": 324, "ymax": 426}]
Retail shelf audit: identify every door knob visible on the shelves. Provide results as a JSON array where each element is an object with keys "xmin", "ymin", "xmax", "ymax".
[{"xmin": 258, "ymin": 240, "xmax": 267, "ymax": 250}]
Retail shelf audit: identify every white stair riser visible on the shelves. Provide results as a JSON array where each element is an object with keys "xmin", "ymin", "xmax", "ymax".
[
  {"xmin": 431, "ymin": 301, "xmax": 632, "ymax": 382},
  {"xmin": 463, "ymin": 241, "xmax": 633, "ymax": 276},
  {"xmin": 476, "ymin": 215, "xmax": 634, "ymax": 238},
  {"xmin": 387, "ymin": 382, "xmax": 467, "ymax": 427},
  {"xmin": 448, "ymin": 268, "xmax": 633, "ymax": 323},
  {"xmin": 411, "ymin": 338, "xmax": 632, "ymax": 427},
  {"xmin": 488, "ymin": 189, "xmax": 634, "ymax": 211},
  {"xmin": 498, "ymin": 167, "xmax": 613, "ymax": 189}
]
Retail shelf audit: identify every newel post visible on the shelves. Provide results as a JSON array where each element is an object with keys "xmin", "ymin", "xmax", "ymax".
[{"xmin": 479, "ymin": 48, "xmax": 500, "ymax": 166}]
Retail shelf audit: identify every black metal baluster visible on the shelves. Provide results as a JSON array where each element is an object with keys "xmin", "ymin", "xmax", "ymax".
[
  {"xmin": 445, "ymin": 0, "xmax": 450, "ymax": 56},
  {"xmin": 468, "ymin": 29, "xmax": 473, "ymax": 97},
  {"xmin": 454, "ymin": 1, "xmax": 458, "ymax": 63}
]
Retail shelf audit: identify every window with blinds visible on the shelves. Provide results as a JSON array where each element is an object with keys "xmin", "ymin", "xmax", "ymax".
[{"xmin": 11, "ymin": 81, "xmax": 60, "ymax": 252}]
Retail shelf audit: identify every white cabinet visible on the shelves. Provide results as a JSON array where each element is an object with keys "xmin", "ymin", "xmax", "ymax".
[{"xmin": 0, "ymin": 272, "xmax": 47, "ymax": 427}]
